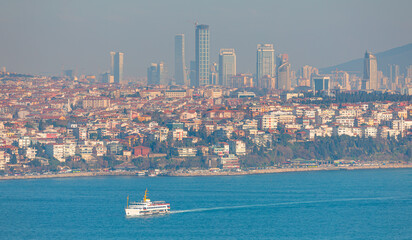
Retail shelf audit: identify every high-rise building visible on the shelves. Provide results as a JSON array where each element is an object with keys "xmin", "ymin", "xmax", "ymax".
[
  {"xmin": 335, "ymin": 71, "xmax": 350, "ymax": 90},
  {"xmin": 301, "ymin": 65, "xmax": 318, "ymax": 80},
  {"xmin": 147, "ymin": 62, "xmax": 168, "ymax": 85},
  {"xmin": 147, "ymin": 63, "xmax": 159, "ymax": 85},
  {"xmin": 256, "ymin": 44, "xmax": 275, "ymax": 88},
  {"xmin": 407, "ymin": 65, "xmax": 412, "ymax": 78},
  {"xmin": 230, "ymin": 74, "xmax": 254, "ymax": 88},
  {"xmin": 259, "ymin": 75, "xmax": 276, "ymax": 90},
  {"xmin": 362, "ymin": 51, "xmax": 378, "ymax": 90},
  {"xmin": 111, "ymin": 52, "xmax": 124, "ymax": 84},
  {"xmin": 175, "ymin": 34, "xmax": 187, "ymax": 86},
  {"xmin": 388, "ymin": 64, "xmax": 400, "ymax": 85},
  {"xmin": 189, "ymin": 61, "xmax": 196, "ymax": 86},
  {"xmin": 157, "ymin": 62, "xmax": 168, "ymax": 85},
  {"xmin": 63, "ymin": 69, "xmax": 76, "ymax": 79},
  {"xmin": 101, "ymin": 72, "xmax": 114, "ymax": 83},
  {"xmin": 276, "ymin": 54, "xmax": 291, "ymax": 90},
  {"xmin": 210, "ymin": 62, "xmax": 218, "ymax": 85},
  {"xmin": 195, "ymin": 24, "xmax": 210, "ymax": 87},
  {"xmin": 219, "ymin": 49, "xmax": 236, "ymax": 87},
  {"xmin": 110, "ymin": 52, "xmax": 115, "ymax": 75}
]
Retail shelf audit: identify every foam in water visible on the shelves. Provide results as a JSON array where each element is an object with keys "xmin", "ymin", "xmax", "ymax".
[{"xmin": 171, "ymin": 196, "xmax": 401, "ymax": 214}]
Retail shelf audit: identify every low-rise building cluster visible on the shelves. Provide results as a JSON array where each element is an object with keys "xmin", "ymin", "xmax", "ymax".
[{"xmin": 0, "ymin": 75, "xmax": 411, "ymax": 173}]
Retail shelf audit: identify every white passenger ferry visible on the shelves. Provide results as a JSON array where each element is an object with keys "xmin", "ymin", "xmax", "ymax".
[{"xmin": 125, "ymin": 189, "xmax": 170, "ymax": 217}]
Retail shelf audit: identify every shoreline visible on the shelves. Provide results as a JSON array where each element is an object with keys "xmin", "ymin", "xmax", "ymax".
[
  {"xmin": 0, "ymin": 163, "xmax": 411, "ymax": 181},
  {"xmin": 168, "ymin": 164, "xmax": 412, "ymax": 177}
]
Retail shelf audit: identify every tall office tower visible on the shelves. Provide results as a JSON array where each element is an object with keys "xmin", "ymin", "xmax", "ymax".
[
  {"xmin": 147, "ymin": 62, "xmax": 168, "ymax": 85},
  {"xmin": 256, "ymin": 44, "xmax": 275, "ymax": 88},
  {"xmin": 277, "ymin": 63, "xmax": 291, "ymax": 90},
  {"xmin": 276, "ymin": 53, "xmax": 288, "ymax": 69},
  {"xmin": 195, "ymin": 24, "xmax": 210, "ymax": 87},
  {"xmin": 406, "ymin": 65, "xmax": 412, "ymax": 88},
  {"xmin": 377, "ymin": 71, "xmax": 384, "ymax": 89},
  {"xmin": 362, "ymin": 51, "xmax": 378, "ymax": 90},
  {"xmin": 407, "ymin": 65, "xmax": 412, "ymax": 78},
  {"xmin": 189, "ymin": 61, "xmax": 196, "ymax": 86},
  {"xmin": 388, "ymin": 64, "xmax": 400, "ymax": 85},
  {"xmin": 175, "ymin": 34, "xmax": 187, "ymax": 85},
  {"xmin": 210, "ymin": 62, "xmax": 219, "ymax": 85},
  {"xmin": 157, "ymin": 62, "xmax": 168, "ymax": 85},
  {"xmin": 301, "ymin": 65, "xmax": 318, "ymax": 79},
  {"xmin": 110, "ymin": 51, "xmax": 115, "ymax": 74},
  {"xmin": 290, "ymin": 70, "xmax": 297, "ymax": 88},
  {"xmin": 112, "ymin": 52, "xmax": 124, "ymax": 84},
  {"xmin": 218, "ymin": 49, "xmax": 236, "ymax": 86},
  {"xmin": 341, "ymin": 72, "xmax": 351, "ymax": 90},
  {"xmin": 302, "ymin": 65, "xmax": 311, "ymax": 79},
  {"xmin": 147, "ymin": 63, "xmax": 159, "ymax": 85},
  {"xmin": 276, "ymin": 54, "xmax": 291, "ymax": 90},
  {"xmin": 63, "ymin": 69, "xmax": 76, "ymax": 79}
]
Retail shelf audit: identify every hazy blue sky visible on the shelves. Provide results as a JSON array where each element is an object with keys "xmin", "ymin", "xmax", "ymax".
[{"xmin": 0, "ymin": 0, "xmax": 411, "ymax": 77}]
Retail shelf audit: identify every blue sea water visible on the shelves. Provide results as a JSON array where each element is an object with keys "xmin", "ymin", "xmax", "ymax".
[{"xmin": 0, "ymin": 169, "xmax": 411, "ymax": 240}]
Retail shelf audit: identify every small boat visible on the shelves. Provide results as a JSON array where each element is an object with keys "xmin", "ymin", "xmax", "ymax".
[
  {"xmin": 137, "ymin": 171, "xmax": 146, "ymax": 176},
  {"xmin": 125, "ymin": 189, "xmax": 170, "ymax": 217}
]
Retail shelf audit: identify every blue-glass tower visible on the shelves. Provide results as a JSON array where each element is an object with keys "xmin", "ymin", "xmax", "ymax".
[{"xmin": 195, "ymin": 24, "xmax": 210, "ymax": 87}]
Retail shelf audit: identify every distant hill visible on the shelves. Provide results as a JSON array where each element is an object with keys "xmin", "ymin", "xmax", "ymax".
[{"xmin": 320, "ymin": 43, "xmax": 412, "ymax": 75}]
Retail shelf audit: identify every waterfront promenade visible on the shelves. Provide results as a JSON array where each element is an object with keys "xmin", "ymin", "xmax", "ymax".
[{"xmin": 1, "ymin": 163, "xmax": 410, "ymax": 180}]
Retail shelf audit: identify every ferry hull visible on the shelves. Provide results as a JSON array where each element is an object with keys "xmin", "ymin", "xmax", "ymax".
[{"xmin": 125, "ymin": 208, "xmax": 170, "ymax": 217}]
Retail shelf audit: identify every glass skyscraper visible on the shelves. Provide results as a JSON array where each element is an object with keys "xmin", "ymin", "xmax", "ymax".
[
  {"xmin": 147, "ymin": 63, "xmax": 158, "ymax": 85},
  {"xmin": 256, "ymin": 44, "xmax": 275, "ymax": 88},
  {"xmin": 362, "ymin": 51, "xmax": 378, "ymax": 90},
  {"xmin": 111, "ymin": 52, "xmax": 123, "ymax": 84},
  {"xmin": 195, "ymin": 24, "xmax": 210, "ymax": 87},
  {"xmin": 174, "ymin": 34, "xmax": 187, "ymax": 86},
  {"xmin": 110, "ymin": 51, "xmax": 115, "ymax": 75},
  {"xmin": 276, "ymin": 54, "xmax": 291, "ymax": 90},
  {"xmin": 219, "ymin": 49, "xmax": 236, "ymax": 87},
  {"xmin": 147, "ymin": 62, "xmax": 167, "ymax": 85}
]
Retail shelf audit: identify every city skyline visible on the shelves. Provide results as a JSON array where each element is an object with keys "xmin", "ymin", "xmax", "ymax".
[
  {"xmin": 1, "ymin": 1, "xmax": 411, "ymax": 239},
  {"xmin": 0, "ymin": 1, "xmax": 411, "ymax": 77}
]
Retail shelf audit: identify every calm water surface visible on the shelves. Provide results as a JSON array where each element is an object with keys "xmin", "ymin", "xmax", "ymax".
[{"xmin": 1, "ymin": 169, "xmax": 411, "ymax": 239}]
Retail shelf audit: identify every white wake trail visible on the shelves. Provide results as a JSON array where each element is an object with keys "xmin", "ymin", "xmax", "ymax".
[{"xmin": 170, "ymin": 196, "xmax": 406, "ymax": 214}]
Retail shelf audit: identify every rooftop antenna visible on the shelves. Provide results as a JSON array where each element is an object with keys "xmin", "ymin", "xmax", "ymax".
[{"xmin": 194, "ymin": 21, "xmax": 198, "ymax": 27}]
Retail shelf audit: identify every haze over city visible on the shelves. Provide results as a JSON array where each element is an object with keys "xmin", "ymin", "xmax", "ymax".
[
  {"xmin": 1, "ymin": 0, "xmax": 411, "ymax": 77},
  {"xmin": 1, "ymin": 1, "xmax": 412, "ymax": 239}
]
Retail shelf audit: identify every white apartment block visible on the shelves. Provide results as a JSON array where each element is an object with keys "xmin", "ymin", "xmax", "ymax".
[
  {"xmin": 258, "ymin": 114, "xmax": 278, "ymax": 130},
  {"xmin": 19, "ymin": 136, "xmax": 32, "ymax": 148},
  {"xmin": 45, "ymin": 143, "xmax": 76, "ymax": 162},
  {"xmin": 26, "ymin": 147, "xmax": 37, "ymax": 160},
  {"xmin": 362, "ymin": 126, "xmax": 378, "ymax": 138},
  {"xmin": 172, "ymin": 129, "xmax": 187, "ymax": 141},
  {"xmin": 229, "ymin": 140, "xmax": 246, "ymax": 155},
  {"xmin": 177, "ymin": 147, "xmax": 197, "ymax": 157},
  {"xmin": 335, "ymin": 117, "xmax": 355, "ymax": 127}
]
